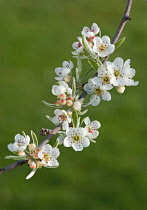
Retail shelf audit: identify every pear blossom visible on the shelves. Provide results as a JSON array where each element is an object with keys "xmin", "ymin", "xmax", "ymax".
[
  {"xmin": 72, "ymin": 37, "xmax": 84, "ymax": 55},
  {"xmin": 82, "ymin": 23, "xmax": 100, "ymax": 38},
  {"xmin": 8, "ymin": 134, "xmax": 30, "ymax": 152},
  {"xmin": 52, "ymin": 109, "xmax": 71, "ymax": 130},
  {"xmin": 106, "ymin": 57, "xmax": 139, "ymax": 86},
  {"xmin": 38, "ymin": 144, "xmax": 60, "ymax": 167},
  {"xmin": 55, "ymin": 60, "xmax": 74, "ymax": 81},
  {"xmin": 64, "ymin": 127, "xmax": 90, "ymax": 151},
  {"xmin": 84, "ymin": 117, "xmax": 101, "ymax": 140},
  {"xmin": 96, "ymin": 67, "xmax": 118, "ymax": 89},
  {"xmin": 52, "ymin": 81, "xmax": 72, "ymax": 96},
  {"xmin": 93, "ymin": 36, "xmax": 115, "ymax": 57},
  {"xmin": 84, "ymin": 77, "xmax": 112, "ymax": 106}
]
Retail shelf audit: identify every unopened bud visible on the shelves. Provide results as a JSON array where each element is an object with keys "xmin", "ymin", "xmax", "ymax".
[
  {"xmin": 55, "ymin": 100, "xmax": 60, "ymax": 106},
  {"xmin": 60, "ymin": 99, "xmax": 67, "ymax": 105},
  {"xmin": 28, "ymin": 143, "xmax": 36, "ymax": 152},
  {"xmin": 29, "ymin": 161, "xmax": 36, "ymax": 169},
  {"xmin": 116, "ymin": 86, "xmax": 125, "ymax": 94},
  {"xmin": 66, "ymin": 100, "xmax": 73, "ymax": 107},
  {"xmin": 67, "ymin": 111, "xmax": 72, "ymax": 117},
  {"xmin": 64, "ymin": 75, "xmax": 71, "ymax": 83},
  {"xmin": 59, "ymin": 94, "xmax": 66, "ymax": 99},
  {"xmin": 18, "ymin": 151, "xmax": 26, "ymax": 157},
  {"xmin": 73, "ymin": 101, "xmax": 81, "ymax": 111},
  {"xmin": 67, "ymin": 96, "xmax": 73, "ymax": 101}
]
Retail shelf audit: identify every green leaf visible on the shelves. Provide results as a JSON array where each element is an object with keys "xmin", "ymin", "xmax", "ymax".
[
  {"xmin": 72, "ymin": 110, "xmax": 79, "ymax": 128},
  {"xmin": 76, "ymin": 109, "xmax": 88, "ymax": 115},
  {"xmin": 22, "ymin": 131, "xmax": 27, "ymax": 138},
  {"xmin": 5, "ymin": 155, "xmax": 28, "ymax": 160},
  {"xmin": 31, "ymin": 130, "xmax": 38, "ymax": 146},
  {"xmin": 72, "ymin": 77, "xmax": 76, "ymax": 97},
  {"xmin": 115, "ymin": 37, "xmax": 126, "ymax": 49},
  {"xmin": 82, "ymin": 35, "xmax": 97, "ymax": 59},
  {"xmin": 76, "ymin": 55, "xmax": 82, "ymax": 83},
  {"xmin": 88, "ymin": 59, "xmax": 98, "ymax": 70},
  {"xmin": 42, "ymin": 100, "xmax": 61, "ymax": 108},
  {"xmin": 46, "ymin": 115, "xmax": 53, "ymax": 123}
]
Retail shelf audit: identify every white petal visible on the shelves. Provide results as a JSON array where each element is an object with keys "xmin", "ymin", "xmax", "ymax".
[
  {"xmin": 113, "ymin": 57, "xmax": 124, "ymax": 69},
  {"xmin": 47, "ymin": 159, "xmax": 59, "ymax": 167},
  {"xmin": 25, "ymin": 135, "xmax": 30, "ymax": 145},
  {"xmin": 64, "ymin": 137, "xmax": 73, "ymax": 147},
  {"xmin": 90, "ymin": 95, "xmax": 101, "ymax": 106},
  {"xmin": 84, "ymin": 117, "xmax": 91, "ymax": 126},
  {"xmin": 62, "ymin": 121, "xmax": 69, "ymax": 130},
  {"xmin": 57, "ymin": 135, "xmax": 65, "ymax": 145},
  {"xmin": 101, "ymin": 91, "xmax": 111, "ymax": 101},
  {"xmin": 72, "ymin": 142, "xmax": 83, "ymax": 151},
  {"xmin": 51, "ymin": 148, "xmax": 60, "ymax": 158},
  {"xmin": 91, "ymin": 121, "xmax": 101, "ymax": 129},
  {"xmin": 26, "ymin": 169, "xmax": 37, "ymax": 180},
  {"xmin": 8, "ymin": 143, "xmax": 15, "ymax": 152},
  {"xmin": 88, "ymin": 130, "xmax": 99, "ymax": 139},
  {"xmin": 82, "ymin": 137, "xmax": 90, "ymax": 148},
  {"xmin": 102, "ymin": 36, "xmax": 111, "ymax": 45},
  {"xmin": 107, "ymin": 44, "xmax": 115, "ymax": 54},
  {"xmin": 14, "ymin": 134, "xmax": 22, "ymax": 141}
]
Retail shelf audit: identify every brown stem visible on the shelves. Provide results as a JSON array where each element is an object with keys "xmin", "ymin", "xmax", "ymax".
[{"xmin": 0, "ymin": 0, "xmax": 133, "ymax": 175}]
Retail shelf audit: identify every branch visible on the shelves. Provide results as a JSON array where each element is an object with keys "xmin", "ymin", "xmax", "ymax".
[{"xmin": 0, "ymin": 0, "xmax": 133, "ymax": 175}]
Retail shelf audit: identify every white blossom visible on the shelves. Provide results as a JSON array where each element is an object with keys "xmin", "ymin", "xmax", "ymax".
[
  {"xmin": 84, "ymin": 77, "xmax": 112, "ymax": 106},
  {"xmin": 52, "ymin": 109, "xmax": 71, "ymax": 130},
  {"xmin": 93, "ymin": 36, "xmax": 115, "ymax": 57},
  {"xmin": 52, "ymin": 81, "xmax": 72, "ymax": 96},
  {"xmin": 84, "ymin": 117, "xmax": 101, "ymax": 140},
  {"xmin": 96, "ymin": 67, "xmax": 118, "ymax": 89},
  {"xmin": 38, "ymin": 144, "xmax": 60, "ymax": 167},
  {"xmin": 64, "ymin": 127, "xmax": 90, "ymax": 151},
  {"xmin": 8, "ymin": 134, "xmax": 30, "ymax": 152},
  {"xmin": 81, "ymin": 23, "xmax": 100, "ymax": 38},
  {"xmin": 107, "ymin": 57, "xmax": 139, "ymax": 86},
  {"xmin": 72, "ymin": 37, "xmax": 84, "ymax": 55},
  {"xmin": 55, "ymin": 60, "xmax": 74, "ymax": 81}
]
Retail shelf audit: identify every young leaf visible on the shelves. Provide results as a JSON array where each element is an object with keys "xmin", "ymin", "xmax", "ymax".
[
  {"xmin": 115, "ymin": 37, "xmax": 126, "ymax": 49},
  {"xmin": 72, "ymin": 110, "xmax": 79, "ymax": 128},
  {"xmin": 42, "ymin": 100, "xmax": 61, "ymax": 108},
  {"xmin": 76, "ymin": 109, "xmax": 88, "ymax": 115},
  {"xmin": 5, "ymin": 156, "xmax": 28, "ymax": 160},
  {"xmin": 82, "ymin": 35, "xmax": 97, "ymax": 59},
  {"xmin": 88, "ymin": 59, "xmax": 98, "ymax": 70},
  {"xmin": 31, "ymin": 130, "xmax": 38, "ymax": 146},
  {"xmin": 26, "ymin": 169, "xmax": 37, "ymax": 180},
  {"xmin": 76, "ymin": 55, "xmax": 82, "ymax": 83},
  {"xmin": 22, "ymin": 131, "xmax": 27, "ymax": 138},
  {"xmin": 72, "ymin": 77, "xmax": 76, "ymax": 97},
  {"xmin": 46, "ymin": 115, "xmax": 53, "ymax": 123}
]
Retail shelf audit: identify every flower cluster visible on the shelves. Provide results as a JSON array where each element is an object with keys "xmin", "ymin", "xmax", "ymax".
[{"xmin": 5, "ymin": 23, "xmax": 138, "ymax": 179}]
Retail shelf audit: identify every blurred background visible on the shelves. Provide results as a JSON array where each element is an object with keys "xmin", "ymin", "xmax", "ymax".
[{"xmin": 0, "ymin": 0, "xmax": 147, "ymax": 209}]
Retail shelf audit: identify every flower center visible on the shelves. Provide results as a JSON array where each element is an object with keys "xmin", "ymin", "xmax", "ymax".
[
  {"xmin": 114, "ymin": 70, "xmax": 120, "ymax": 78},
  {"xmin": 78, "ymin": 42, "xmax": 82, "ymax": 48},
  {"xmin": 17, "ymin": 140, "xmax": 25, "ymax": 146},
  {"xmin": 98, "ymin": 45, "xmax": 106, "ymax": 52},
  {"xmin": 94, "ymin": 87, "xmax": 103, "ymax": 96},
  {"xmin": 73, "ymin": 135, "xmax": 81, "ymax": 142},
  {"xmin": 59, "ymin": 114, "xmax": 67, "ymax": 121},
  {"xmin": 88, "ymin": 126, "xmax": 94, "ymax": 133},
  {"xmin": 102, "ymin": 76, "xmax": 110, "ymax": 84},
  {"xmin": 43, "ymin": 153, "xmax": 51, "ymax": 162}
]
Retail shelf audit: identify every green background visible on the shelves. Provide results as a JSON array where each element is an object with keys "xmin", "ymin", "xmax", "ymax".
[{"xmin": 0, "ymin": 0, "xmax": 147, "ymax": 209}]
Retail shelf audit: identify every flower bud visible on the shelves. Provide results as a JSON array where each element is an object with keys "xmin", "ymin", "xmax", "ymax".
[
  {"xmin": 59, "ymin": 94, "xmax": 66, "ymax": 99},
  {"xmin": 28, "ymin": 143, "xmax": 36, "ymax": 152},
  {"xmin": 18, "ymin": 151, "xmax": 26, "ymax": 157},
  {"xmin": 67, "ymin": 111, "xmax": 72, "ymax": 117},
  {"xmin": 64, "ymin": 75, "xmax": 71, "ymax": 83},
  {"xmin": 116, "ymin": 86, "xmax": 125, "ymax": 94},
  {"xmin": 60, "ymin": 99, "xmax": 67, "ymax": 105},
  {"xmin": 55, "ymin": 100, "xmax": 60, "ymax": 106},
  {"xmin": 66, "ymin": 100, "xmax": 73, "ymax": 107},
  {"xmin": 73, "ymin": 101, "xmax": 81, "ymax": 111},
  {"xmin": 67, "ymin": 96, "xmax": 73, "ymax": 101},
  {"xmin": 29, "ymin": 161, "xmax": 36, "ymax": 169}
]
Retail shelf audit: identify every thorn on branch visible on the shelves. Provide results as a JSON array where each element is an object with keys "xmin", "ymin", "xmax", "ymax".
[{"xmin": 40, "ymin": 128, "xmax": 51, "ymax": 136}]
